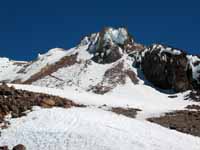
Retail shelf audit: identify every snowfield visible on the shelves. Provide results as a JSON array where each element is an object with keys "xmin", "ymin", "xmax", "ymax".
[
  {"xmin": 12, "ymin": 82, "xmax": 198, "ymax": 119},
  {"xmin": 1, "ymin": 107, "xmax": 200, "ymax": 150}
]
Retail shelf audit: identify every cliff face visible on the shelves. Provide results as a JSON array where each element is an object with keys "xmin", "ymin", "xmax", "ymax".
[
  {"xmin": 141, "ymin": 44, "xmax": 191, "ymax": 92},
  {"xmin": 140, "ymin": 44, "xmax": 200, "ymax": 92}
]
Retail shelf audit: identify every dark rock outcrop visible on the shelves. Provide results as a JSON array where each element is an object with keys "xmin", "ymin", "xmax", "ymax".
[
  {"xmin": 89, "ymin": 27, "xmax": 131, "ymax": 64},
  {"xmin": 87, "ymin": 27, "xmax": 144, "ymax": 64},
  {"xmin": 90, "ymin": 61, "xmax": 139, "ymax": 94},
  {"xmin": 0, "ymin": 146, "xmax": 8, "ymax": 150},
  {"xmin": 92, "ymin": 45, "xmax": 123, "ymax": 64},
  {"xmin": 111, "ymin": 107, "xmax": 141, "ymax": 118},
  {"xmin": 0, "ymin": 144, "xmax": 26, "ymax": 150},
  {"xmin": 148, "ymin": 109, "xmax": 200, "ymax": 137},
  {"xmin": 0, "ymin": 83, "xmax": 84, "ymax": 125},
  {"xmin": 141, "ymin": 44, "xmax": 193, "ymax": 92},
  {"xmin": 12, "ymin": 144, "xmax": 26, "ymax": 150},
  {"xmin": 184, "ymin": 90, "xmax": 200, "ymax": 102}
]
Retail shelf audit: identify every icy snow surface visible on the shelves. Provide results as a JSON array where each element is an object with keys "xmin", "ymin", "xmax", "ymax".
[
  {"xmin": 103, "ymin": 28, "xmax": 129, "ymax": 45},
  {"xmin": 1, "ymin": 107, "xmax": 200, "ymax": 150}
]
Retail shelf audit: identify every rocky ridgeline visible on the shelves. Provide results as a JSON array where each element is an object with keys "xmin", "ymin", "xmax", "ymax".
[
  {"xmin": 0, "ymin": 27, "xmax": 199, "ymax": 94},
  {"xmin": 0, "ymin": 83, "xmax": 84, "ymax": 125},
  {"xmin": 81, "ymin": 27, "xmax": 200, "ymax": 93}
]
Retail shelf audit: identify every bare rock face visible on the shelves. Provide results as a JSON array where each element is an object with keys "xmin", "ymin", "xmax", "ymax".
[
  {"xmin": 87, "ymin": 27, "xmax": 143, "ymax": 64},
  {"xmin": 90, "ymin": 61, "xmax": 139, "ymax": 94},
  {"xmin": 141, "ymin": 44, "xmax": 192, "ymax": 92}
]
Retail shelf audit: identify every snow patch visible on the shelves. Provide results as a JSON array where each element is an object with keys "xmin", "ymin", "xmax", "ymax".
[
  {"xmin": 103, "ymin": 28, "xmax": 129, "ymax": 45},
  {"xmin": 187, "ymin": 55, "xmax": 200, "ymax": 83}
]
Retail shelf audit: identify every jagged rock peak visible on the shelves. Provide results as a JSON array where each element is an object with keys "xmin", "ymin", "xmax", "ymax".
[
  {"xmin": 79, "ymin": 27, "xmax": 133, "ymax": 46},
  {"xmin": 99, "ymin": 27, "xmax": 133, "ymax": 45},
  {"xmin": 80, "ymin": 27, "xmax": 144, "ymax": 64}
]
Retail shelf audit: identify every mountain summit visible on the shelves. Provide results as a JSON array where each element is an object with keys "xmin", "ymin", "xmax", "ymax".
[{"xmin": 0, "ymin": 27, "xmax": 199, "ymax": 93}]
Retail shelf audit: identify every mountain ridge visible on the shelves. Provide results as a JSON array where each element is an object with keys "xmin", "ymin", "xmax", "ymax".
[{"xmin": 0, "ymin": 27, "xmax": 199, "ymax": 94}]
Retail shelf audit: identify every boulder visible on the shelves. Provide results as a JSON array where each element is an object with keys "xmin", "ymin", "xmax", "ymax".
[
  {"xmin": 12, "ymin": 144, "xmax": 26, "ymax": 150},
  {"xmin": 40, "ymin": 99, "xmax": 56, "ymax": 108}
]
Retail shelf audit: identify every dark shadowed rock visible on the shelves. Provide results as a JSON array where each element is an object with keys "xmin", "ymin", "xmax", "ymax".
[
  {"xmin": 12, "ymin": 144, "xmax": 26, "ymax": 150},
  {"xmin": 0, "ymin": 146, "xmax": 8, "ymax": 150},
  {"xmin": 141, "ymin": 44, "xmax": 192, "ymax": 92},
  {"xmin": 0, "ymin": 84, "xmax": 84, "ymax": 126},
  {"xmin": 87, "ymin": 27, "xmax": 144, "ymax": 64},
  {"xmin": 148, "ymin": 109, "xmax": 200, "ymax": 137},
  {"xmin": 184, "ymin": 89, "xmax": 200, "ymax": 102}
]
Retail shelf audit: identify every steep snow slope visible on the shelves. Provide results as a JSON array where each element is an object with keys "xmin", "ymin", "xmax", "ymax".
[
  {"xmin": 1, "ymin": 107, "xmax": 200, "ymax": 150},
  {"xmin": 32, "ymin": 60, "xmax": 113, "ymax": 90},
  {"xmin": 19, "ymin": 48, "xmax": 69, "ymax": 82},
  {"xmin": 0, "ymin": 48, "xmax": 77, "ymax": 83},
  {"xmin": 0, "ymin": 49, "xmax": 63, "ymax": 82}
]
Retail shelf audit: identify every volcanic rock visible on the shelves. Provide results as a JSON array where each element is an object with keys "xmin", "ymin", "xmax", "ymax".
[
  {"xmin": 0, "ymin": 84, "xmax": 83, "ymax": 125},
  {"xmin": 87, "ymin": 27, "xmax": 143, "ymax": 64},
  {"xmin": 12, "ymin": 144, "xmax": 26, "ymax": 150},
  {"xmin": 0, "ymin": 146, "xmax": 8, "ymax": 150},
  {"xmin": 141, "ymin": 44, "xmax": 192, "ymax": 92}
]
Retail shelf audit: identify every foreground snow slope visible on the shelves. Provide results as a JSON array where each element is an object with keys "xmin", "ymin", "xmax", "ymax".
[
  {"xmin": 12, "ymin": 82, "xmax": 197, "ymax": 119},
  {"xmin": 1, "ymin": 107, "xmax": 200, "ymax": 150}
]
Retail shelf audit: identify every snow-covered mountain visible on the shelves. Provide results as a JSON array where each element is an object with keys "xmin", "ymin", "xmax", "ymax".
[
  {"xmin": 0, "ymin": 27, "xmax": 200, "ymax": 150},
  {"xmin": 1, "ymin": 27, "xmax": 199, "ymax": 93}
]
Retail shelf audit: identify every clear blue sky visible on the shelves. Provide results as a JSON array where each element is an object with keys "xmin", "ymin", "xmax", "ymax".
[{"xmin": 0, "ymin": 0, "xmax": 199, "ymax": 60}]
